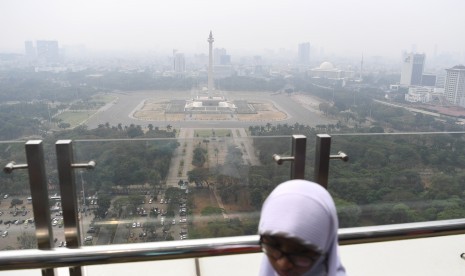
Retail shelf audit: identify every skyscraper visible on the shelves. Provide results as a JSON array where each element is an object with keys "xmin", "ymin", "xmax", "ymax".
[
  {"xmin": 36, "ymin": 40, "xmax": 59, "ymax": 63},
  {"xmin": 213, "ymin": 48, "xmax": 228, "ymax": 65},
  {"xmin": 173, "ymin": 50, "xmax": 185, "ymax": 73},
  {"xmin": 444, "ymin": 65, "xmax": 465, "ymax": 106},
  {"xmin": 298, "ymin": 42, "xmax": 310, "ymax": 65},
  {"xmin": 24, "ymin": 41, "xmax": 36, "ymax": 59},
  {"xmin": 400, "ymin": 53, "xmax": 425, "ymax": 86}
]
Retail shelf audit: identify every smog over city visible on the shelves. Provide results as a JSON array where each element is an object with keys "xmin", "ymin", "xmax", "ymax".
[{"xmin": 1, "ymin": 0, "xmax": 465, "ymax": 60}]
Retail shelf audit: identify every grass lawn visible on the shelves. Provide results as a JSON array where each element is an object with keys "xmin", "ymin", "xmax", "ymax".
[
  {"xmin": 91, "ymin": 93, "xmax": 117, "ymax": 104},
  {"xmin": 194, "ymin": 129, "xmax": 232, "ymax": 137},
  {"xmin": 55, "ymin": 111, "xmax": 92, "ymax": 127}
]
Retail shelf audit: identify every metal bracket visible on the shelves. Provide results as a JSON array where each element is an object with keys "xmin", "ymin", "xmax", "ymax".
[
  {"xmin": 272, "ymin": 135, "xmax": 306, "ymax": 179},
  {"xmin": 330, "ymin": 151, "xmax": 349, "ymax": 162},
  {"xmin": 71, "ymin": 160, "xmax": 96, "ymax": 170},
  {"xmin": 3, "ymin": 161, "xmax": 28, "ymax": 174},
  {"xmin": 272, "ymin": 154, "xmax": 294, "ymax": 165}
]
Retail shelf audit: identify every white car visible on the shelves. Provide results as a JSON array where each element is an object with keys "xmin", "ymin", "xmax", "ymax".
[
  {"xmin": 2, "ymin": 231, "xmax": 8, "ymax": 237},
  {"xmin": 179, "ymin": 218, "xmax": 187, "ymax": 223}
]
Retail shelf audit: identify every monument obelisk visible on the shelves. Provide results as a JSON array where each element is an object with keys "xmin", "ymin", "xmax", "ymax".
[{"xmin": 207, "ymin": 31, "xmax": 214, "ymax": 93}]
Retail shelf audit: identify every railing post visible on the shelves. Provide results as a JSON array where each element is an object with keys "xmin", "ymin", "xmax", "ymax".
[
  {"xmin": 25, "ymin": 140, "xmax": 56, "ymax": 276},
  {"xmin": 314, "ymin": 134, "xmax": 331, "ymax": 189},
  {"xmin": 291, "ymin": 135, "xmax": 306, "ymax": 179},
  {"xmin": 272, "ymin": 135, "xmax": 306, "ymax": 179},
  {"xmin": 56, "ymin": 140, "xmax": 85, "ymax": 276}
]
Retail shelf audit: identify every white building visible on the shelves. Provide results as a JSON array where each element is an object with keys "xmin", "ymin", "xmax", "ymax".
[
  {"xmin": 444, "ymin": 65, "xmax": 465, "ymax": 106},
  {"xmin": 405, "ymin": 86, "xmax": 434, "ymax": 103},
  {"xmin": 309, "ymin": 62, "xmax": 353, "ymax": 79}
]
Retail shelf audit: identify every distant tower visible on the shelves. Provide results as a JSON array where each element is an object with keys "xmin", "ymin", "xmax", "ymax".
[
  {"xmin": 298, "ymin": 42, "xmax": 310, "ymax": 65},
  {"xmin": 360, "ymin": 54, "xmax": 364, "ymax": 81},
  {"xmin": 173, "ymin": 49, "xmax": 185, "ymax": 73},
  {"xmin": 400, "ymin": 53, "xmax": 425, "ymax": 86},
  {"xmin": 207, "ymin": 31, "xmax": 214, "ymax": 92},
  {"xmin": 36, "ymin": 40, "xmax": 59, "ymax": 64},
  {"xmin": 24, "ymin": 41, "xmax": 36, "ymax": 60},
  {"xmin": 444, "ymin": 65, "xmax": 465, "ymax": 106}
]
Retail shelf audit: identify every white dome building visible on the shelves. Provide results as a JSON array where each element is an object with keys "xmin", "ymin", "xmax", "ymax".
[
  {"xmin": 309, "ymin": 61, "xmax": 345, "ymax": 79},
  {"xmin": 319, "ymin": 61, "xmax": 335, "ymax": 70}
]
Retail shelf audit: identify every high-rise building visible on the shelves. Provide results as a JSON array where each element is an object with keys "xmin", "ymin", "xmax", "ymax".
[
  {"xmin": 36, "ymin": 40, "xmax": 59, "ymax": 63},
  {"xmin": 400, "ymin": 53, "xmax": 425, "ymax": 86},
  {"xmin": 213, "ymin": 48, "xmax": 231, "ymax": 65},
  {"xmin": 173, "ymin": 51, "xmax": 185, "ymax": 73},
  {"xmin": 298, "ymin": 42, "xmax": 310, "ymax": 65},
  {"xmin": 421, "ymin": 74, "xmax": 437, "ymax": 87},
  {"xmin": 444, "ymin": 65, "xmax": 465, "ymax": 106},
  {"xmin": 24, "ymin": 41, "xmax": 36, "ymax": 59}
]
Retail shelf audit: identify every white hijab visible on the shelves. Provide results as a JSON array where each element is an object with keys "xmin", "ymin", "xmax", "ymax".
[{"xmin": 258, "ymin": 179, "xmax": 346, "ymax": 276}]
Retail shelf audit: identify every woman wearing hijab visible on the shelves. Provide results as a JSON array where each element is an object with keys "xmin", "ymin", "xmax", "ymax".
[{"xmin": 258, "ymin": 179, "xmax": 346, "ymax": 276}]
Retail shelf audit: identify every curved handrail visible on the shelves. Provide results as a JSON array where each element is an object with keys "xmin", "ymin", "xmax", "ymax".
[{"xmin": 2, "ymin": 219, "xmax": 465, "ymax": 271}]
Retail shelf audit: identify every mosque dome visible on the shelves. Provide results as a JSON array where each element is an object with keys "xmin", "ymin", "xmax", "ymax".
[{"xmin": 319, "ymin": 61, "xmax": 334, "ymax": 70}]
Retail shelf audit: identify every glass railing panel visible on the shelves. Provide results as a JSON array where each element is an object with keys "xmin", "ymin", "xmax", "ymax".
[
  {"xmin": 73, "ymin": 135, "xmax": 292, "ymax": 245},
  {"xmin": 0, "ymin": 139, "xmax": 68, "ymax": 251},
  {"xmin": 0, "ymin": 141, "xmax": 37, "ymax": 251},
  {"xmin": 329, "ymin": 132, "xmax": 465, "ymax": 228}
]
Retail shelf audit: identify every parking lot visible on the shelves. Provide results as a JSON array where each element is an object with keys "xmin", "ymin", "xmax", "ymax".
[
  {"xmin": 125, "ymin": 193, "xmax": 189, "ymax": 242},
  {"xmin": 0, "ymin": 194, "xmax": 70, "ymax": 250},
  {"xmin": 0, "ymin": 189, "xmax": 191, "ymax": 250}
]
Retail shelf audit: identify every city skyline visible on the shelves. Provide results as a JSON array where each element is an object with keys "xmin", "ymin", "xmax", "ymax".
[{"xmin": 1, "ymin": 0, "xmax": 465, "ymax": 59}]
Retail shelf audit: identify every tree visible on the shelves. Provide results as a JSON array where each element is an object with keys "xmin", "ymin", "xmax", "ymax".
[
  {"xmin": 249, "ymin": 188, "xmax": 263, "ymax": 210},
  {"xmin": 187, "ymin": 167, "xmax": 210, "ymax": 187},
  {"xmin": 192, "ymin": 146, "xmax": 207, "ymax": 167}
]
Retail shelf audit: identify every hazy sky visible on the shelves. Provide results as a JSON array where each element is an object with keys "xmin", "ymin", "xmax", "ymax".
[{"xmin": 1, "ymin": 0, "xmax": 464, "ymax": 58}]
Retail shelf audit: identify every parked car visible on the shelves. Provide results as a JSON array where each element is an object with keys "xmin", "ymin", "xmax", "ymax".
[{"xmin": 2, "ymin": 231, "xmax": 8, "ymax": 237}]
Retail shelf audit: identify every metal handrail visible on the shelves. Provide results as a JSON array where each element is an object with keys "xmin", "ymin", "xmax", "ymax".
[
  {"xmin": 0, "ymin": 236, "xmax": 261, "ymax": 271},
  {"xmin": 2, "ymin": 219, "xmax": 465, "ymax": 271}
]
